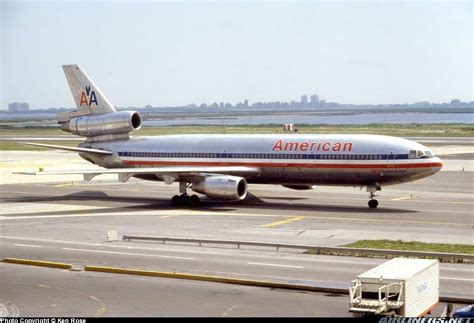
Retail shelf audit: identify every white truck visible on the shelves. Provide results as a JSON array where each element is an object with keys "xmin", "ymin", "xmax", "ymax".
[{"xmin": 349, "ymin": 258, "xmax": 439, "ymax": 317}]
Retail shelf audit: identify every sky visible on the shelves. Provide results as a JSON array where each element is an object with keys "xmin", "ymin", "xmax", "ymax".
[{"xmin": 1, "ymin": 0, "xmax": 472, "ymax": 109}]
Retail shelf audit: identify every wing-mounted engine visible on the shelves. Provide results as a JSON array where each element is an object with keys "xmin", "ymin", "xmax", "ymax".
[
  {"xmin": 59, "ymin": 111, "xmax": 142, "ymax": 142},
  {"xmin": 192, "ymin": 176, "xmax": 248, "ymax": 201}
]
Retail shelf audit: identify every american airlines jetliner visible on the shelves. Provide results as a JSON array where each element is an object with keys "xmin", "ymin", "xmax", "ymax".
[{"xmin": 21, "ymin": 65, "xmax": 443, "ymax": 208}]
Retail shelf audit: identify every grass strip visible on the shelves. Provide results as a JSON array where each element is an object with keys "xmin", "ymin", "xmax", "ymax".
[{"xmin": 342, "ymin": 239, "xmax": 474, "ymax": 255}]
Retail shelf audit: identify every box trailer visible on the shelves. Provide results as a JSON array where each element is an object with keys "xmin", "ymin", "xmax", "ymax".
[{"xmin": 349, "ymin": 258, "xmax": 439, "ymax": 317}]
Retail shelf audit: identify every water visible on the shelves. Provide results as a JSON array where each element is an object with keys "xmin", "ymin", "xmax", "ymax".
[
  {"xmin": 0, "ymin": 112, "xmax": 58, "ymax": 121},
  {"xmin": 145, "ymin": 112, "xmax": 474, "ymax": 126},
  {"xmin": 1, "ymin": 111, "xmax": 473, "ymax": 126}
]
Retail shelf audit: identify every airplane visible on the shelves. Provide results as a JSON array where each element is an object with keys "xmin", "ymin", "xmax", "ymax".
[{"xmin": 18, "ymin": 65, "xmax": 443, "ymax": 208}]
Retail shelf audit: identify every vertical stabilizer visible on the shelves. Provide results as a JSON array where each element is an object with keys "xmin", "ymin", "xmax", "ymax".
[{"xmin": 62, "ymin": 64, "xmax": 116, "ymax": 115}]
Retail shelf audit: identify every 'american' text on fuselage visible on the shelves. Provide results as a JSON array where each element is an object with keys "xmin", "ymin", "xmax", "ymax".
[{"xmin": 272, "ymin": 140, "xmax": 353, "ymax": 152}]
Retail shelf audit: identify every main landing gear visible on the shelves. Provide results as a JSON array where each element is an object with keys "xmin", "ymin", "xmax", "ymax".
[
  {"xmin": 171, "ymin": 182, "xmax": 200, "ymax": 206},
  {"xmin": 367, "ymin": 184, "xmax": 381, "ymax": 209},
  {"xmin": 368, "ymin": 199, "xmax": 378, "ymax": 209}
]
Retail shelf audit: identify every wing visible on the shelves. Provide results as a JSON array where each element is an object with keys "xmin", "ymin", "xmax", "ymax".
[{"xmin": 15, "ymin": 166, "xmax": 261, "ymax": 183}]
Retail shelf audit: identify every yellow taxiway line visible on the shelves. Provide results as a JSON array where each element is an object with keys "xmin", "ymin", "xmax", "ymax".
[
  {"xmin": 259, "ymin": 216, "xmax": 305, "ymax": 228},
  {"xmin": 391, "ymin": 196, "xmax": 413, "ymax": 201}
]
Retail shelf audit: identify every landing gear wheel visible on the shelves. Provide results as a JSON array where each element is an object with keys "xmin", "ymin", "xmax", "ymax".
[
  {"xmin": 190, "ymin": 195, "xmax": 200, "ymax": 206},
  {"xmin": 368, "ymin": 199, "xmax": 379, "ymax": 209},
  {"xmin": 171, "ymin": 195, "xmax": 180, "ymax": 205},
  {"xmin": 171, "ymin": 194, "xmax": 200, "ymax": 207}
]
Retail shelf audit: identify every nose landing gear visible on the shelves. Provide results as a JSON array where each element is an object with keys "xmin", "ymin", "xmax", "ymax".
[
  {"xmin": 367, "ymin": 184, "xmax": 381, "ymax": 209},
  {"xmin": 368, "ymin": 199, "xmax": 379, "ymax": 209}
]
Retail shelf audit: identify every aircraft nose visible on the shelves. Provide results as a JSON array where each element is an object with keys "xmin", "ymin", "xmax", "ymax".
[{"xmin": 432, "ymin": 157, "xmax": 443, "ymax": 173}]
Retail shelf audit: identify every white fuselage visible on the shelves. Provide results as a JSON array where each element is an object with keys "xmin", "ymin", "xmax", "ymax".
[{"xmin": 82, "ymin": 134, "xmax": 443, "ymax": 187}]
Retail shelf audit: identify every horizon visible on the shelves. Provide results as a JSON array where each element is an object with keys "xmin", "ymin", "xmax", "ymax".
[
  {"xmin": 1, "ymin": 95, "xmax": 473, "ymax": 111},
  {"xmin": 2, "ymin": 96, "xmax": 473, "ymax": 112},
  {"xmin": 1, "ymin": 1, "xmax": 472, "ymax": 109}
]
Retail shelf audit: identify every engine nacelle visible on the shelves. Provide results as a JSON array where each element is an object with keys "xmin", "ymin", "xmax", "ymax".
[
  {"xmin": 61, "ymin": 111, "xmax": 142, "ymax": 137},
  {"xmin": 282, "ymin": 185, "xmax": 315, "ymax": 190},
  {"xmin": 192, "ymin": 176, "xmax": 248, "ymax": 201}
]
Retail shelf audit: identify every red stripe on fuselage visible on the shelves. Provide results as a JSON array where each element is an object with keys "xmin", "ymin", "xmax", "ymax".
[{"xmin": 121, "ymin": 160, "xmax": 442, "ymax": 169}]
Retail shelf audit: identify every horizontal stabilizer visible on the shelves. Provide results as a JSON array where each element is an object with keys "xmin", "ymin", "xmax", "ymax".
[{"xmin": 21, "ymin": 142, "xmax": 113, "ymax": 155}]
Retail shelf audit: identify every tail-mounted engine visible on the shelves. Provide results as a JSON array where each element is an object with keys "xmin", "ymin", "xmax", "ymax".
[{"xmin": 59, "ymin": 111, "xmax": 142, "ymax": 141}]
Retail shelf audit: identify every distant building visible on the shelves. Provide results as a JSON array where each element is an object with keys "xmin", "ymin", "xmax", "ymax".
[
  {"xmin": 8, "ymin": 102, "xmax": 30, "ymax": 112},
  {"xmin": 310, "ymin": 95, "xmax": 319, "ymax": 107},
  {"xmin": 300, "ymin": 95, "xmax": 308, "ymax": 107}
]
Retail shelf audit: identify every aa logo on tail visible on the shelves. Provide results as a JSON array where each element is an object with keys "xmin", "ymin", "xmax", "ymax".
[{"xmin": 80, "ymin": 85, "xmax": 98, "ymax": 106}]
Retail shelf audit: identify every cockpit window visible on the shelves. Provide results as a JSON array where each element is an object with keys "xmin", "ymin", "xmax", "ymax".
[
  {"xmin": 424, "ymin": 150, "xmax": 434, "ymax": 158},
  {"xmin": 409, "ymin": 150, "xmax": 435, "ymax": 159}
]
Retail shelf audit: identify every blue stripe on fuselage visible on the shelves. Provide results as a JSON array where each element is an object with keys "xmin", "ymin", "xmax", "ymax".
[{"xmin": 117, "ymin": 151, "xmax": 410, "ymax": 160}]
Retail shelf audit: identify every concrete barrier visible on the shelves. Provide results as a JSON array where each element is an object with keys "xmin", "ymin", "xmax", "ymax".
[
  {"xmin": 85, "ymin": 265, "xmax": 346, "ymax": 294},
  {"xmin": 3, "ymin": 257, "xmax": 72, "ymax": 269},
  {"xmin": 85, "ymin": 264, "xmax": 474, "ymax": 304}
]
